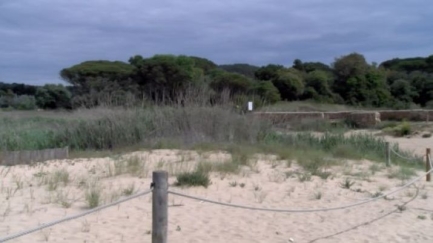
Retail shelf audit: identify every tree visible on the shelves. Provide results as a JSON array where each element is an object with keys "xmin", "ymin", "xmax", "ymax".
[
  {"xmin": 35, "ymin": 84, "xmax": 71, "ymax": 109},
  {"xmin": 303, "ymin": 62, "xmax": 332, "ymax": 73},
  {"xmin": 60, "ymin": 60, "xmax": 135, "ymax": 89},
  {"xmin": 251, "ymin": 81, "xmax": 281, "ymax": 104},
  {"xmin": 189, "ymin": 56, "xmax": 217, "ymax": 74},
  {"xmin": 380, "ymin": 56, "xmax": 432, "ymax": 73},
  {"xmin": 363, "ymin": 67, "xmax": 392, "ymax": 107},
  {"xmin": 0, "ymin": 82, "xmax": 37, "ymax": 96},
  {"xmin": 333, "ymin": 53, "xmax": 369, "ymax": 82},
  {"xmin": 133, "ymin": 55, "xmax": 203, "ymax": 102},
  {"xmin": 209, "ymin": 71, "xmax": 253, "ymax": 95},
  {"xmin": 332, "ymin": 53, "xmax": 392, "ymax": 106},
  {"xmin": 0, "ymin": 89, "xmax": 15, "ymax": 108},
  {"xmin": 391, "ymin": 79, "xmax": 413, "ymax": 100},
  {"xmin": 386, "ymin": 70, "xmax": 408, "ymax": 86},
  {"xmin": 332, "ymin": 53, "xmax": 367, "ymax": 101},
  {"xmin": 271, "ymin": 69, "xmax": 304, "ymax": 101},
  {"xmin": 283, "ymin": 59, "xmax": 333, "ymax": 74},
  {"xmin": 303, "ymin": 70, "xmax": 335, "ymax": 101},
  {"xmin": 218, "ymin": 64, "xmax": 259, "ymax": 79},
  {"xmin": 128, "ymin": 55, "xmax": 145, "ymax": 67},
  {"xmin": 255, "ymin": 64, "xmax": 284, "ymax": 81},
  {"xmin": 409, "ymin": 72, "xmax": 433, "ymax": 106},
  {"xmin": 292, "ymin": 59, "xmax": 304, "ymax": 71}
]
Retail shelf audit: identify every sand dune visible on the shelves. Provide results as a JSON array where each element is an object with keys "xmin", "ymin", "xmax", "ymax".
[{"xmin": 1, "ymin": 147, "xmax": 433, "ymax": 243}]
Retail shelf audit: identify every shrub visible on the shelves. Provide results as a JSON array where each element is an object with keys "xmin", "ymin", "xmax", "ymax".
[
  {"xmin": 383, "ymin": 121, "xmax": 412, "ymax": 137},
  {"xmin": 175, "ymin": 170, "xmax": 210, "ymax": 188}
]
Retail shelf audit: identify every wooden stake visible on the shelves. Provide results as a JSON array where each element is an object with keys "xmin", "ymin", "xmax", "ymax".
[
  {"xmin": 427, "ymin": 148, "xmax": 431, "ymax": 182},
  {"xmin": 152, "ymin": 171, "xmax": 168, "ymax": 243},
  {"xmin": 385, "ymin": 142, "xmax": 391, "ymax": 167}
]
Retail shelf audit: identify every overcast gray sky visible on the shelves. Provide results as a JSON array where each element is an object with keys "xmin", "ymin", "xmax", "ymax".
[{"xmin": 1, "ymin": 0, "xmax": 432, "ymax": 85}]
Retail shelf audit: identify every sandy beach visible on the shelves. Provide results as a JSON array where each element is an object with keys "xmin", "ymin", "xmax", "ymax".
[{"xmin": 1, "ymin": 139, "xmax": 433, "ymax": 243}]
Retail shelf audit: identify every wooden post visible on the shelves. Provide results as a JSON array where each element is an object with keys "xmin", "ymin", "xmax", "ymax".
[
  {"xmin": 152, "ymin": 171, "xmax": 168, "ymax": 243},
  {"xmin": 385, "ymin": 142, "xmax": 391, "ymax": 167},
  {"xmin": 426, "ymin": 148, "xmax": 431, "ymax": 182}
]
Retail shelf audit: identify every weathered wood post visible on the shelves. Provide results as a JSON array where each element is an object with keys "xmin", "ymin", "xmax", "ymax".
[
  {"xmin": 426, "ymin": 148, "xmax": 431, "ymax": 182},
  {"xmin": 385, "ymin": 142, "xmax": 391, "ymax": 167},
  {"xmin": 152, "ymin": 171, "xmax": 168, "ymax": 243}
]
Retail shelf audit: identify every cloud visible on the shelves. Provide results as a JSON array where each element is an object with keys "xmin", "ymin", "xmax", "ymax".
[{"xmin": 0, "ymin": 0, "xmax": 432, "ymax": 84}]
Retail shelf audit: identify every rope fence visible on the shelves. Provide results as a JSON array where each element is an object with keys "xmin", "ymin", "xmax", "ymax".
[
  {"xmin": 1, "ymin": 146, "xmax": 432, "ymax": 243},
  {"xmin": 0, "ymin": 189, "xmax": 152, "ymax": 243},
  {"xmin": 390, "ymin": 147, "xmax": 423, "ymax": 162},
  {"xmin": 168, "ymin": 159, "xmax": 433, "ymax": 213}
]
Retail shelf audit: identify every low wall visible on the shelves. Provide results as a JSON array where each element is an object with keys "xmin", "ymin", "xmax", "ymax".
[
  {"xmin": 253, "ymin": 111, "xmax": 380, "ymax": 127},
  {"xmin": 323, "ymin": 112, "xmax": 352, "ymax": 120},
  {"xmin": 347, "ymin": 112, "xmax": 380, "ymax": 127},
  {"xmin": 253, "ymin": 112, "xmax": 325, "ymax": 124},
  {"xmin": 254, "ymin": 109, "xmax": 433, "ymax": 127},
  {"xmin": 0, "ymin": 147, "xmax": 69, "ymax": 166},
  {"xmin": 377, "ymin": 110, "xmax": 433, "ymax": 121}
]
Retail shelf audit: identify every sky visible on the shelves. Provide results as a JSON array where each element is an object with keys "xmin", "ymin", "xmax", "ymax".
[{"xmin": 0, "ymin": 0, "xmax": 432, "ymax": 85}]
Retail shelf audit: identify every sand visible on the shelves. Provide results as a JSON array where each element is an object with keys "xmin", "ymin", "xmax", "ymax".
[{"xmin": 1, "ymin": 143, "xmax": 433, "ymax": 243}]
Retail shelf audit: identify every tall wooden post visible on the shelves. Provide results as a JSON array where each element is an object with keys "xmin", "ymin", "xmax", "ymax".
[
  {"xmin": 152, "ymin": 171, "xmax": 168, "ymax": 243},
  {"xmin": 427, "ymin": 148, "xmax": 431, "ymax": 182},
  {"xmin": 385, "ymin": 142, "xmax": 391, "ymax": 167}
]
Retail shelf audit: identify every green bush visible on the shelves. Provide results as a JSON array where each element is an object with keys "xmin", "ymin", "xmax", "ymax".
[
  {"xmin": 398, "ymin": 121, "xmax": 412, "ymax": 136},
  {"xmin": 175, "ymin": 170, "xmax": 210, "ymax": 188},
  {"xmin": 382, "ymin": 121, "xmax": 412, "ymax": 137}
]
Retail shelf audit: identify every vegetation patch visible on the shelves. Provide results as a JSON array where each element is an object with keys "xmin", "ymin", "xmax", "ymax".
[
  {"xmin": 382, "ymin": 121, "xmax": 412, "ymax": 137},
  {"xmin": 175, "ymin": 167, "xmax": 211, "ymax": 188}
]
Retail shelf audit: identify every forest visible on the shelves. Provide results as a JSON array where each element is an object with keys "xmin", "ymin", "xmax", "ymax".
[{"xmin": 1, "ymin": 52, "xmax": 433, "ymax": 110}]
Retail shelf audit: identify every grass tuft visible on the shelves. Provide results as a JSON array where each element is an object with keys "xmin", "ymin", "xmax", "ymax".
[
  {"xmin": 314, "ymin": 191, "xmax": 322, "ymax": 200},
  {"xmin": 122, "ymin": 183, "xmax": 135, "ymax": 196},
  {"xmin": 340, "ymin": 178, "xmax": 355, "ymax": 189},
  {"xmin": 85, "ymin": 181, "xmax": 102, "ymax": 209},
  {"xmin": 387, "ymin": 167, "xmax": 416, "ymax": 181},
  {"xmin": 174, "ymin": 165, "xmax": 211, "ymax": 188}
]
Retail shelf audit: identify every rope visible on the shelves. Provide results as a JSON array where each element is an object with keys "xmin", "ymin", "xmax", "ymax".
[
  {"xmin": 168, "ymin": 166, "xmax": 433, "ymax": 213},
  {"xmin": 0, "ymin": 189, "xmax": 152, "ymax": 243},
  {"xmin": 390, "ymin": 147, "xmax": 422, "ymax": 162},
  {"xmin": 308, "ymin": 186, "xmax": 420, "ymax": 243}
]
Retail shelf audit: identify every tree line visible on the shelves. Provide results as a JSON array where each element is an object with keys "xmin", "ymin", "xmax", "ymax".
[{"xmin": 1, "ymin": 52, "xmax": 433, "ymax": 110}]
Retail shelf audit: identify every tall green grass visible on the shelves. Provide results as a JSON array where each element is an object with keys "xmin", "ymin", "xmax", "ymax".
[
  {"xmin": 0, "ymin": 106, "xmax": 268, "ymax": 151},
  {"xmin": 0, "ymin": 106, "xmax": 422, "ymax": 169}
]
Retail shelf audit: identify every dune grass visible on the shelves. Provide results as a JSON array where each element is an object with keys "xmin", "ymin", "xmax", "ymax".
[{"xmin": 0, "ymin": 105, "xmax": 423, "ymax": 173}]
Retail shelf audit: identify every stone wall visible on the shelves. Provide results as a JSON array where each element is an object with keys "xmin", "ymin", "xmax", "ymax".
[
  {"xmin": 254, "ymin": 109, "xmax": 433, "ymax": 128},
  {"xmin": 323, "ymin": 112, "xmax": 352, "ymax": 120},
  {"xmin": 253, "ymin": 112, "xmax": 325, "ymax": 124},
  {"xmin": 253, "ymin": 111, "xmax": 380, "ymax": 127},
  {"xmin": 378, "ymin": 110, "xmax": 433, "ymax": 121},
  {"xmin": 347, "ymin": 112, "xmax": 380, "ymax": 127}
]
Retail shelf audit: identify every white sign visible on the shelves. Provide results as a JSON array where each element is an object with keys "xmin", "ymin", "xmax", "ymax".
[{"xmin": 248, "ymin": 101, "xmax": 253, "ymax": 111}]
